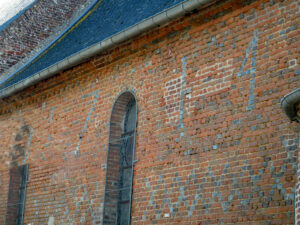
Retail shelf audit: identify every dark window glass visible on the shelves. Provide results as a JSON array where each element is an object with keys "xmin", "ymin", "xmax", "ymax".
[
  {"xmin": 5, "ymin": 164, "xmax": 29, "ymax": 225},
  {"xmin": 103, "ymin": 93, "xmax": 137, "ymax": 225}
]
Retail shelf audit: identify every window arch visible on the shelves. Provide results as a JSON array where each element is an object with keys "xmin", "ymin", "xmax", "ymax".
[{"xmin": 103, "ymin": 91, "xmax": 137, "ymax": 225}]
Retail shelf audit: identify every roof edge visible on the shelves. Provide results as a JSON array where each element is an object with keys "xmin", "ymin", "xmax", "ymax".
[
  {"xmin": 281, "ymin": 88, "xmax": 300, "ymax": 123},
  {"xmin": 0, "ymin": 0, "xmax": 96, "ymax": 84},
  {"xmin": 0, "ymin": 0, "xmax": 214, "ymax": 99}
]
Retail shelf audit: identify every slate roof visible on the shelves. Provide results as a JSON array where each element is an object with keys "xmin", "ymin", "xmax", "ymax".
[{"xmin": 0, "ymin": 0, "xmax": 186, "ymax": 92}]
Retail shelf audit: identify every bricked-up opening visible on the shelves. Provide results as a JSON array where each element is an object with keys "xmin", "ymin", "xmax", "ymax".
[
  {"xmin": 103, "ymin": 92, "xmax": 137, "ymax": 225},
  {"xmin": 5, "ymin": 164, "xmax": 29, "ymax": 225}
]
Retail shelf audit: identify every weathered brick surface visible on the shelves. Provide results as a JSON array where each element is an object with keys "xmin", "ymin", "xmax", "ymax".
[
  {"xmin": 0, "ymin": 0, "xmax": 299, "ymax": 224},
  {"xmin": 0, "ymin": 0, "xmax": 92, "ymax": 79}
]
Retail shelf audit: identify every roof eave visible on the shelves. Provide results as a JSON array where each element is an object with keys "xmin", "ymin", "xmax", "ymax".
[{"xmin": 0, "ymin": 0, "xmax": 214, "ymax": 99}]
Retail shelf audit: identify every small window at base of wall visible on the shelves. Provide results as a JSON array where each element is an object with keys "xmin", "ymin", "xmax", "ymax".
[{"xmin": 5, "ymin": 164, "xmax": 29, "ymax": 225}]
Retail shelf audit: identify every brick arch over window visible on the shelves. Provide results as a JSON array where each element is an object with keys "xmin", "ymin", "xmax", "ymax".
[{"xmin": 103, "ymin": 91, "xmax": 137, "ymax": 225}]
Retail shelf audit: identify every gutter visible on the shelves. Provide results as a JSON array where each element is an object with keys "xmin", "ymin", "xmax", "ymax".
[
  {"xmin": 280, "ymin": 88, "xmax": 300, "ymax": 123},
  {"xmin": 0, "ymin": 0, "xmax": 99, "ymax": 96},
  {"xmin": 0, "ymin": 0, "xmax": 214, "ymax": 98}
]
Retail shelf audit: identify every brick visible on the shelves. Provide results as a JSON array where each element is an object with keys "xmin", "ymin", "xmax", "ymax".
[{"xmin": 0, "ymin": 0, "xmax": 299, "ymax": 224}]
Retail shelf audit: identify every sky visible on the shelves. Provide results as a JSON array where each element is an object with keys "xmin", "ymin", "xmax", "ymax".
[{"xmin": 0, "ymin": 0, "xmax": 35, "ymax": 26}]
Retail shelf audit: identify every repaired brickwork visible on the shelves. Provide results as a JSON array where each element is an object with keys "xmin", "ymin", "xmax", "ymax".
[{"xmin": 0, "ymin": 0, "xmax": 299, "ymax": 224}]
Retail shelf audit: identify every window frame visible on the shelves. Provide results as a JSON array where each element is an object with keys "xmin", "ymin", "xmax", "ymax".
[
  {"xmin": 102, "ymin": 91, "xmax": 138, "ymax": 225},
  {"xmin": 5, "ymin": 164, "xmax": 29, "ymax": 225}
]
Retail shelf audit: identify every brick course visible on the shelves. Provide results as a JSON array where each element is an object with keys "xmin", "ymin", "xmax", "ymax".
[{"xmin": 0, "ymin": 0, "xmax": 299, "ymax": 224}]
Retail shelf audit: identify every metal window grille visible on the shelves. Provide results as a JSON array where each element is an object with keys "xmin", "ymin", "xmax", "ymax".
[
  {"xmin": 5, "ymin": 164, "xmax": 29, "ymax": 225},
  {"xmin": 103, "ymin": 95, "xmax": 137, "ymax": 225}
]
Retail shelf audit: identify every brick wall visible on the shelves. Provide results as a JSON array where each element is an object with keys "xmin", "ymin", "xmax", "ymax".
[
  {"xmin": 0, "ymin": 0, "xmax": 93, "ymax": 80},
  {"xmin": 0, "ymin": 0, "xmax": 299, "ymax": 224}
]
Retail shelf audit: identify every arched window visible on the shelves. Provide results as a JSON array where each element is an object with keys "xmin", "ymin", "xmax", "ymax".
[{"xmin": 103, "ymin": 91, "xmax": 137, "ymax": 225}]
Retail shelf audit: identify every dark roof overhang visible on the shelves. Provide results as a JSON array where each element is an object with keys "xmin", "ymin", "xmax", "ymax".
[{"xmin": 0, "ymin": 0, "xmax": 215, "ymax": 99}]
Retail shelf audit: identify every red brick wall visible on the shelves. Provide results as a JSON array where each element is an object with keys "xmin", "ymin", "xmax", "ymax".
[
  {"xmin": 0, "ymin": 0, "xmax": 299, "ymax": 224},
  {"xmin": 0, "ymin": 0, "xmax": 92, "ymax": 76}
]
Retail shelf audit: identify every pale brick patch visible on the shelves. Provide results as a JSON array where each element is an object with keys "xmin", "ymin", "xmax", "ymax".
[{"xmin": 194, "ymin": 58, "xmax": 233, "ymax": 97}]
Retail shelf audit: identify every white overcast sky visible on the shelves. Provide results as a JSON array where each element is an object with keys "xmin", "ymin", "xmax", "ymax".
[{"xmin": 0, "ymin": 0, "xmax": 35, "ymax": 26}]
